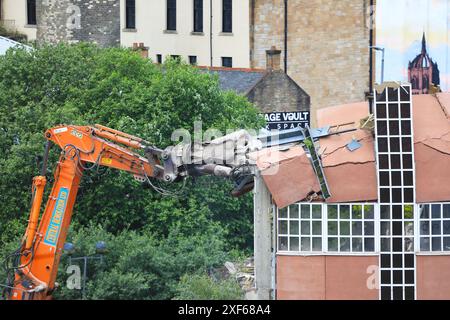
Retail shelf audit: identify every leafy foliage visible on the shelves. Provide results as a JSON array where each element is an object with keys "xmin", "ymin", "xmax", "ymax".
[
  {"xmin": 0, "ymin": 43, "xmax": 264, "ymax": 299},
  {"xmin": 174, "ymin": 274, "xmax": 243, "ymax": 300},
  {"xmin": 53, "ymin": 225, "xmax": 228, "ymax": 300}
]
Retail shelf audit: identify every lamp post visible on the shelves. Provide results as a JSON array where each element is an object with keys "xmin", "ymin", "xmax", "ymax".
[
  {"xmin": 370, "ymin": 46, "xmax": 385, "ymax": 84},
  {"xmin": 63, "ymin": 241, "xmax": 107, "ymax": 300}
]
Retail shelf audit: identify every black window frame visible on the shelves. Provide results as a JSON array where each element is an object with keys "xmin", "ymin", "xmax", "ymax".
[
  {"xmin": 27, "ymin": 0, "xmax": 37, "ymax": 26},
  {"xmin": 170, "ymin": 55, "xmax": 181, "ymax": 63},
  {"xmin": 156, "ymin": 54, "xmax": 162, "ymax": 64},
  {"xmin": 222, "ymin": 57, "xmax": 232, "ymax": 68},
  {"xmin": 189, "ymin": 56, "xmax": 198, "ymax": 65},
  {"xmin": 193, "ymin": 0, "xmax": 203, "ymax": 33},
  {"xmin": 125, "ymin": 0, "xmax": 136, "ymax": 29},
  {"xmin": 167, "ymin": 0, "xmax": 177, "ymax": 31},
  {"xmin": 222, "ymin": 0, "xmax": 232, "ymax": 33}
]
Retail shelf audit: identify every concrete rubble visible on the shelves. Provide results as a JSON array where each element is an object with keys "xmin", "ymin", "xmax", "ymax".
[{"xmin": 221, "ymin": 258, "xmax": 256, "ymax": 300}]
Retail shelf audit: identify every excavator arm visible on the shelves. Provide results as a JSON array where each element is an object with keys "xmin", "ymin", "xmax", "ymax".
[
  {"xmin": 4, "ymin": 124, "xmax": 175, "ymax": 300},
  {"xmin": 3, "ymin": 122, "xmax": 345, "ymax": 300}
]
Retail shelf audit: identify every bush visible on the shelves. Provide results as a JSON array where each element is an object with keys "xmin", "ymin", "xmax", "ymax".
[
  {"xmin": 53, "ymin": 224, "xmax": 229, "ymax": 300},
  {"xmin": 174, "ymin": 274, "xmax": 243, "ymax": 300}
]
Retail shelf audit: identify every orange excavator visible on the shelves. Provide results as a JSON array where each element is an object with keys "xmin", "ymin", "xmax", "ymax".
[
  {"xmin": 2, "ymin": 124, "xmax": 259, "ymax": 300},
  {"xmin": 3, "ymin": 122, "xmax": 340, "ymax": 300}
]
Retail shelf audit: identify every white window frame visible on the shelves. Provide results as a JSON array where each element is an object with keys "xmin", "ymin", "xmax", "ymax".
[
  {"xmin": 276, "ymin": 202, "xmax": 379, "ymax": 256},
  {"xmin": 416, "ymin": 203, "xmax": 450, "ymax": 254}
]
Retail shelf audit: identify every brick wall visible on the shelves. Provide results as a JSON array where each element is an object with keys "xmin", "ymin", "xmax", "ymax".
[
  {"xmin": 37, "ymin": 0, "xmax": 120, "ymax": 47},
  {"xmin": 252, "ymin": 0, "xmax": 371, "ymax": 124}
]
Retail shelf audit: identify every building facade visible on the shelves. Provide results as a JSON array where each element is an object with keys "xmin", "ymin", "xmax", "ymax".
[
  {"xmin": 202, "ymin": 47, "xmax": 310, "ymax": 116},
  {"xmin": 0, "ymin": 0, "xmax": 376, "ymax": 122},
  {"xmin": 0, "ymin": 0, "xmax": 37, "ymax": 41},
  {"xmin": 121, "ymin": 0, "xmax": 251, "ymax": 68},
  {"xmin": 251, "ymin": 0, "xmax": 373, "ymax": 123},
  {"xmin": 0, "ymin": 0, "xmax": 251, "ymax": 68},
  {"xmin": 36, "ymin": 0, "xmax": 121, "ymax": 47},
  {"xmin": 253, "ymin": 83, "xmax": 450, "ymax": 300}
]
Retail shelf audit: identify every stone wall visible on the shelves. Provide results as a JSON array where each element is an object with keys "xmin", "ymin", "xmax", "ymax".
[
  {"xmin": 36, "ymin": 0, "xmax": 120, "ymax": 47},
  {"xmin": 247, "ymin": 70, "xmax": 310, "ymax": 113},
  {"xmin": 252, "ymin": 0, "xmax": 371, "ymax": 124}
]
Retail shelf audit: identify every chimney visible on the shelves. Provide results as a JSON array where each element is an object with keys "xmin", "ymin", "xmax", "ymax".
[
  {"xmin": 266, "ymin": 46, "xmax": 282, "ymax": 71},
  {"xmin": 132, "ymin": 42, "xmax": 149, "ymax": 59}
]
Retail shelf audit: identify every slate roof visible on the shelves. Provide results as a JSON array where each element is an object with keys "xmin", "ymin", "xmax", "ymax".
[{"xmin": 198, "ymin": 67, "xmax": 266, "ymax": 95}]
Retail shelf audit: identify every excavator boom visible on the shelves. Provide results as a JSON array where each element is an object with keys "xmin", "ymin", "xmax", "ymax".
[
  {"xmin": 4, "ymin": 125, "xmax": 167, "ymax": 300},
  {"xmin": 3, "ymin": 123, "xmax": 348, "ymax": 299}
]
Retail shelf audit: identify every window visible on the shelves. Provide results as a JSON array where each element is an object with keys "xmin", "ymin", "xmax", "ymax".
[
  {"xmin": 277, "ymin": 203, "xmax": 376, "ymax": 253},
  {"xmin": 222, "ymin": 0, "xmax": 232, "ymax": 33},
  {"xmin": 193, "ymin": 0, "xmax": 203, "ymax": 32},
  {"xmin": 188, "ymin": 56, "xmax": 197, "ymax": 65},
  {"xmin": 167, "ymin": 0, "xmax": 177, "ymax": 31},
  {"xmin": 278, "ymin": 204, "xmax": 323, "ymax": 252},
  {"xmin": 327, "ymin": 204, "xmax": 375, "ymax": 252},
  {"xmin": 170, "ymin": 55, "xmax": 181, "ymax": 63},
  {"xmin": 419, "ymin": 204, "xmax": 450, "ymax": 252},
  {"xmin": 27, "ymin": 0, "xmax": 37, "ymax": 25},
  {"xmin": 156, "ymin": 54, "xmax": 162, "ymax": 64},
  {"xmin": 221, "ymin": 57, "xmax": 232, "ymax": 68},
  {"xmin": 125, "ymin": 0, "xmax": 136, "ymax": 29}
]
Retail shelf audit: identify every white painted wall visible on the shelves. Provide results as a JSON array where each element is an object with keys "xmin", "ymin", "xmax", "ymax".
[
  {"xmin": 120, "ymin": 0, "xmax": 250, "ymax": 68},
  {"xmin": 1, "ymin": 0, "xmax": 36, "ymax": 41}
]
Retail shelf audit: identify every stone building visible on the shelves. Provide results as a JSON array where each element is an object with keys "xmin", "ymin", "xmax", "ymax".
[
  {"xmin": 200, "ymin": 47, "xmax": 310, "ymax": 115},
  {"xmin": 250, "ymin": 0, "xmax": 373, "ymax": 123},
  {"xmin": 0, "ymin": 0, "xmax": 251, "ymax": 68},
  {"xmin": 1, "ymin": 0, "xmax": 375, "ymax": 121},
  {"xmin": 36, "ymin": 0, "xmax": 121, "ymax": 47}
]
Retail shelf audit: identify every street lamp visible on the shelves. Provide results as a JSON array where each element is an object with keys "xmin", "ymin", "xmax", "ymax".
[
  {"xmin": 63, "ymin": 241, "xmax": 107, "ymax": 300},
  {"xmin": 370, "ymin": 46, "xmax": 385, "ymax": 84}
]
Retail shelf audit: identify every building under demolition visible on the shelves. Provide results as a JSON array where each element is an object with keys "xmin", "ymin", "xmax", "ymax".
[{"xmin": 253, "ymin": 83, "xmax": 450, "ymax": 300}]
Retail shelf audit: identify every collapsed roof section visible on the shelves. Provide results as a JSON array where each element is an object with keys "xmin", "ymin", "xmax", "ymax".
[
  {"xmin": 414, "ymin": 93, "xmax": 450, "ymax": 202},
  {"xmin": 253, "ymin": 93, "xmax": 450, "ymax": 208}
]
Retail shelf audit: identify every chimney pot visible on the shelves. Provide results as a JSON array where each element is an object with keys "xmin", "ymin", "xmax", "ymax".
[{"xmin": 266, "ymin": 46, "xmax": 282, "ymax": 71}]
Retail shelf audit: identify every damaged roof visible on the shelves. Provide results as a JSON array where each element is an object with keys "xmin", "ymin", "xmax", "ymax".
[
  {"xmin": 413, "ymin": 93, "xmax": 450, "ymax": 202},
  {"xmin": 255, "ymin": 92, "xmax": 450, "ymax": 208}
]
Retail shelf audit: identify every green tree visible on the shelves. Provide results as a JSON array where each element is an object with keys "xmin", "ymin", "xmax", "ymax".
[
  {"xmin": 53, "ymin": 224, "xmax": 229, "ymax": 300},
  {"xmin": 0, "ymin": 43, "xmax": 264, "ymax": 299},
  {"xmin": 174, "ymin": 274, "xmax": 243, "ymax": 300}
]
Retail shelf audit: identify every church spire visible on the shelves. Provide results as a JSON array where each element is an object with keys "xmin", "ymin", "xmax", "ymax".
[{"xmin": 422, "ymin": 32, "xmax": 427, "ymax": 54}]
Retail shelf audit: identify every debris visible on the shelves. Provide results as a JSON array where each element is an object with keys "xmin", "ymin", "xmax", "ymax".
[{"xmin": 224, "ymin": 262, "xmax": 237, "ymax": 275}]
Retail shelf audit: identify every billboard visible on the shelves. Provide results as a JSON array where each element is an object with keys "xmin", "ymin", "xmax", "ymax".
[
  {"xmin": 264, "ymin": 111, "xmax": 310, "ymax": 131},
  {"xmin": 376, "ymin": 0, "xmax": 450, "ymax": 92}
]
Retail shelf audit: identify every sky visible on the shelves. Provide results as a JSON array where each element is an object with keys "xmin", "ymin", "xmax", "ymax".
[{"xmin": 376, "ymin": 0, "xmax": 450, "ymax": 91}]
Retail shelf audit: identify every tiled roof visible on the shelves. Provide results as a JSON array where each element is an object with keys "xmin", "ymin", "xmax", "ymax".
[{"xmin": 197, "ymin": 66, "xmax": 266, "ymax": 95}]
